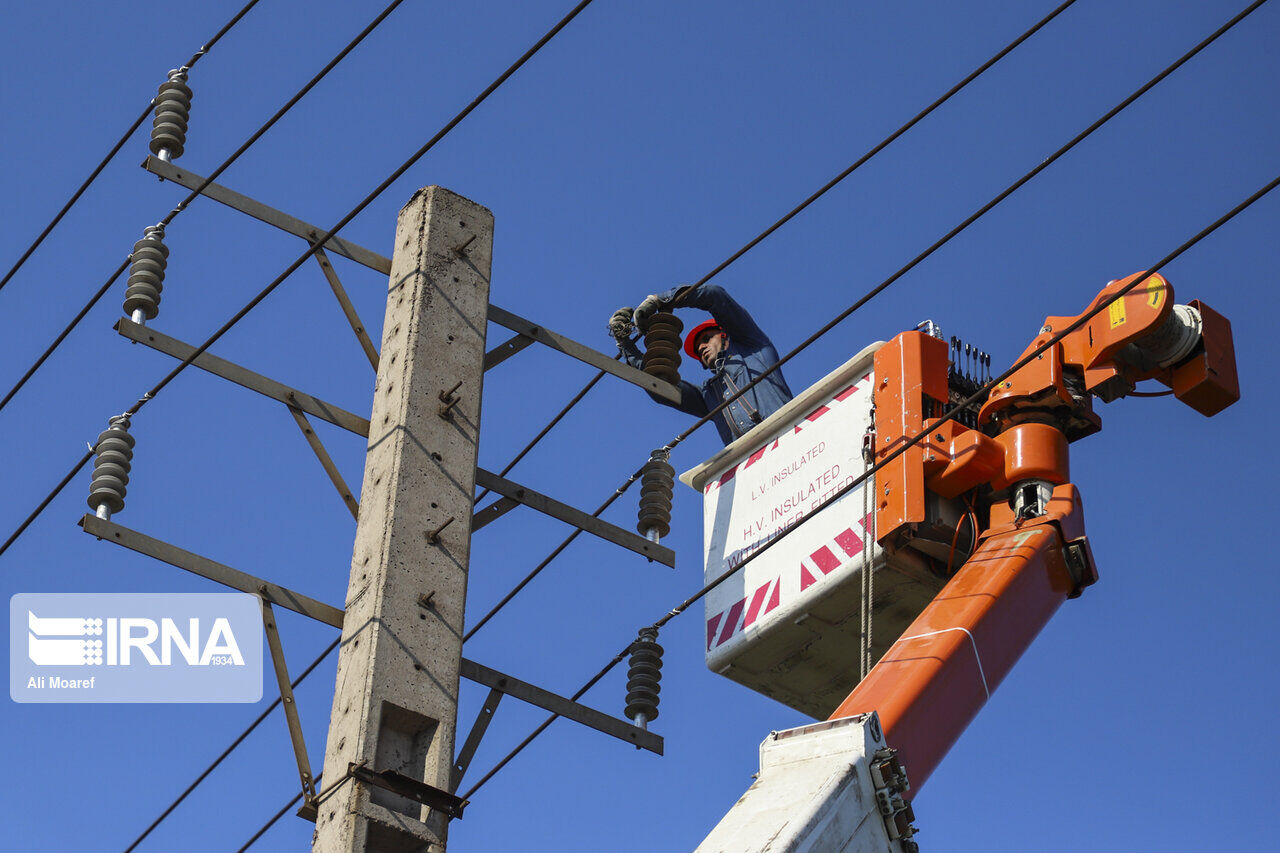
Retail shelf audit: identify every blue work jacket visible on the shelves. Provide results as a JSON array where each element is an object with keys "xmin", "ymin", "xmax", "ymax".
[{"xmin": 620, "ymin": 284, "xmax": 794, "ymax": 445}]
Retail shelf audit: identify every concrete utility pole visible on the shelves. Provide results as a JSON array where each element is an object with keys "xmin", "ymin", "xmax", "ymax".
[{"xmin": 314, "ymin": 186, "xmax": 493, "ymax": 852}]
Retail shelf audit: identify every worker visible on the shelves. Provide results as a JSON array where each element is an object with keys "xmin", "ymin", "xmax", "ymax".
[{"xmin": 609, "ymin": 283, "xmax": 794, "ymax": 445}]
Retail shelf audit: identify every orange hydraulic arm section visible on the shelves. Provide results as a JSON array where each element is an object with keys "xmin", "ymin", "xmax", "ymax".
[{"xmin": 830, "ymin": 272, "xmax": 1238, "ymax": 793}]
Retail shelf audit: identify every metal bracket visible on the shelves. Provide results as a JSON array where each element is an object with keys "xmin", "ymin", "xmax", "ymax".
[
  {"xmin": 470, "ymin": 496, "xmax": 519, "ymax": 533},
  {"xmin": 451, "ymin": 687, "xmax": 503, "ymax": 791},
  {"xmin": 261, "ymin": 598, "xmax": 318, "ymax": 805},
  {"xmin": 80, "ymin": 515, "xmax": 345, "ymax": 629},
  {"xmin": 314, "ymin": 247, "xmax": 380, "ymax": 371},
  {"xmin": 287, "ymin": 405, "xmax": 360, "ymax": 519},
  {"xmin": 483, "ymin": 331, "xmax": 536, "ymax": 371},
  {"xmin": 474, "ymin": 468, "xmax": 675, "ymax": 566},
  {"xmin": 142, "ymin": 155, "xmax": 392, "ymax": 275},
  {"xmin": 486, "ymin": 304, "xmax": 681, "ymax": 403},
  {"xmin": 458, "ymin": 658, "xmax": 662, "ymax": 755},
  {"xmin": 115, "ymin": 318, "xmax": 370, "ymax": 437},
  {"xmin": 350, "ymin": 765, "xmax": 466, "ymax": 820}
]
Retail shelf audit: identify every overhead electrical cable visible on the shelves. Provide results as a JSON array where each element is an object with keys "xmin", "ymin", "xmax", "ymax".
[
  {"xmin": 659, "ymin": 0, "xmax": 1269, "ymax": 456},
  {"xmin": 679, "ymin": 0, "xmax": 1080, "ymax": 296},
  {"xmin": 0, "ymin": 0, "xmax": 265, "ymax": 295},
  {"xmin": 121, "ymin": 638, "xmax": 340, "ymax": 852},
  {"xmin": 0, "ymin": 0, "xmax": 411, "ymax": 416},
  {"xmin": 9, "ymin": 0, "xmax": 603, "ymax": 843},
  {"xmin": 460, "ymin": 0, "xmax": 1086, "ymax": 634}
]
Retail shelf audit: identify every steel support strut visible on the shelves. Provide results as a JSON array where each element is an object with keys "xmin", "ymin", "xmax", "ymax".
[{"xmin": 828, "ymin": 484, "xmax": 1094, "ymax": 792}]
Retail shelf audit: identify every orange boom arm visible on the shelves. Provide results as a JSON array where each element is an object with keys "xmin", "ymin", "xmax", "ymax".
[{"xmin": 833, "ymin": 272, "xmax": 1237, "ymax": 794}]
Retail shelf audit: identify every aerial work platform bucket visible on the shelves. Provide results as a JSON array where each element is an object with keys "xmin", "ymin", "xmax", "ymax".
[{"xmin": 681, "ymin": 343, "xmax": 962, "ymax": 719}]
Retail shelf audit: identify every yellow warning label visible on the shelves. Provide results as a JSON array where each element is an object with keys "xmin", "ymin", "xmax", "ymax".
[
  {"xmin": 1146, "ymin": 277, "xmax": 1164, "ymax": 310},
  {"xmin": 1109, "ymin": 298, "xmax": 1126, "ymax": 328}
]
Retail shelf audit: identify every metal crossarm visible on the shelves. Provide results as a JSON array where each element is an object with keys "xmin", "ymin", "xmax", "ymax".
[
  {"xmin": 458, "ymin": 659, "xmax": 662, "ymax": 755},
  {"xmin": 80, "ymin": 515, "xmax": 346, "ymax": 628},
  {"xmin": 143, "ymin": 156, "xmax": 681, "ymax": 401},
  {"xmin": 474, "ymin": 468, "xmax": 675, "ymax": 566},
  {"xmin": 142, "ymin": 155, "xmax": 392, "ymax": 274},
  {"xmin": 486, "ymin": 304, "xmax": 682, "ymax": 402},
  {"xmin": 115, "ymin": 318, "xmax": 370, "ymax": 437}
]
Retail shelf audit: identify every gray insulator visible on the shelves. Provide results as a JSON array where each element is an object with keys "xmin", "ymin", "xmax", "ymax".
[
  {"xmin": 87, "ymin": 416, "xmax": 135, "ymax": 514},
  {"xmin": 150, "ymin": 70, "xmax": 193, "ymax": 159},
  {"xmin": 637, "ymin": 451, "xmax": 674, "ymax": 539},
  {"xmin": 123, "ymin": 225, "xmax": 168, "ymax": 320},
  {"xmin": 625, "ymin": 627, "xmax": 663, "ymax": 725}
]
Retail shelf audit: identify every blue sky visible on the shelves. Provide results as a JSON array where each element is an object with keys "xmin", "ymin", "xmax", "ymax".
[{"xmin": 2, "ymin": 1, "xmax": 1277, "ymax": 850}]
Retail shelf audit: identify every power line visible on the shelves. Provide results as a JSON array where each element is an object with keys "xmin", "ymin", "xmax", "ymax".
[
  {"xmin": 8, "ymin": 0, "xmax": 604, "ymax": 841},
  {"xmin": 660, "ymin": 0, "xmax": 1270, "ymax": 456},
  {"xmin": 0, "ymin": 0, "xmax": 411, "ymax": 417},
  {"xmin": 0, "ymin": 0, "xmax": 264, "ymax": 295},
  {"xmin": 461, "ymin": 166, "xmax": 1280, "ymax": 801},
  {"xmin": 454, "ymin": 0, "xmax": 1268, "ymax": 643},
  {"xmin": 122, "ymin": 638, "xmax": 340, "ymax": 853},
  {"xmin": 689, "ymin": 168, "xmax": 1280, "ymax": 601},
  {"xmin": 682, "ymin": 0, "xmax": 1080, "ymax": 295},
  {"xmin": 460, "ymin": 0, "xmax": 1087, "ymax": 637},
  {"xmin": 465, "ymin": 459, "xmax": 645, "ymax": 640}
]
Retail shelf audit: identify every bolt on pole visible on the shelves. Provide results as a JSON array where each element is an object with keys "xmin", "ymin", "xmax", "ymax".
[{"xmin": 313, "ymin": 187, "xmax": 494, "ymax": 853}]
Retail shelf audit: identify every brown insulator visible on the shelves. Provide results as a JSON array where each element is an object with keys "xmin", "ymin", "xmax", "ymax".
[
  {"xmin": 641, "ymin": 311, "xmax": 684, "ymax": 385},
  {"xmin": 637, "ymin": 449, "xmax": 674, "ymax": 541},
  {"xmin": 624, "ymin": 627, "xmax": 663, "ymax": 727}
]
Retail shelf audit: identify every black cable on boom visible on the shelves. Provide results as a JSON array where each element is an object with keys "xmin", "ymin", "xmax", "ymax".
[{"xmin": 0, "ymin": 0, "xmax": 264, "ymax": 295}]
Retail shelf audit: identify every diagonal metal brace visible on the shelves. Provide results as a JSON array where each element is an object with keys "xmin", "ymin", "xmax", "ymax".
[
  {"xmin": 350, "ymin": 765, "xmax": 466, "ymax": 819},
  {"xmin": 474, "ymin": 468, "xmax": 675, "ymax": 566},
  {"xmin": 451, "ymin": 687, "xmax": 503, "ymax": 791},
  {"xmin": 142, "ymin": 155, "xmax": 392, "ymax": 275},
  {"xmin": 470, "ymin": 496, "xmax": 518, "ymax": 533},
  {"xmin": 486, "ymin": 304, "xmax": 682, "ymax": 403},
  {"xmin": 314, "ymin": 247, "xmax": 380, "ymax": 371},
  {"xmin": 483, "ymin": 331, "xmax": 536, "ymax": 371},
  {"xmin": 459, "ymin": 658, "xmax": 662, "ymax": 755},
  {"xmin": 80, "ymin": 515, "xmax": 345, "ymax": 629},
  {"xmin": 287, "ymin": 405, "xmax": 360, "ymax": 520},
  {"xmin": 261, "ymin": 598, "xmax": 317, "ymax": 804},
  {"xmin": 115, "ymin": 318, "xmax": 370, "ymax": 437}
]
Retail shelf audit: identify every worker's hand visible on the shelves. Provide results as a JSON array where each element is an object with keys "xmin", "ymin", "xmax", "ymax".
[
  {"xmin": 609, "ymin": 307, "xmax": 635, "ymax": 341},
  {"xmin": 633, "ymin": 294, "xmax": 667, "ymax": 332}
]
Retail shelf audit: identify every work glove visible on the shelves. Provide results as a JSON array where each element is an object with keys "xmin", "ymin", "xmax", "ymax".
[
  {"xmin": 632, "ymin": 294, "xmax": 667, "ymax": 332},
  {"xmin": 609, "ymin": 307, "xmax": 636, "ymax": 341}
]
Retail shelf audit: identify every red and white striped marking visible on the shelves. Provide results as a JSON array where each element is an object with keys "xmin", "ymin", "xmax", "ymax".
[{"xmin": 704, "ymin": 376, "xmax": 870, "ymax": 495}]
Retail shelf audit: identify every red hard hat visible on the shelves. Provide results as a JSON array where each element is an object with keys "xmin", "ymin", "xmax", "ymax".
[{"xmin": 684, "ymin": 320, "xmax": 723, "ymax": 359}]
